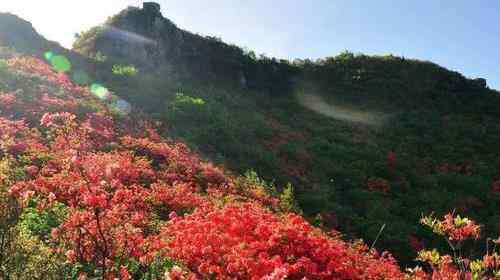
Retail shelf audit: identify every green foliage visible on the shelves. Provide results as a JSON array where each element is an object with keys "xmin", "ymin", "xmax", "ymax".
[
  {"xmin": 76, "ymin": 98, "xmax": 104, "ymax": 115},
  {"xmin": 172, "ymin": 92, "xmax": 205, "ymax": 106},
  {"xmin": 0, "ymin": 160, "xmax": 68, "ymax": 279},
  {"xmin": 279, "ymin": 183, "xmax": 301, "ymax": 213},
  {"xmin": 112, "ymin": 64, "xmax": 138, "ymax": 76},
  {"xmin": 0, "ymin": 59, "xmax": 14, "ymax": 90},
  {"xmin": 335, "ymin": 50, "xmax": 356, "ymax": 62},
  {"xmin": 125, "ymin": 255, "xmax": 179, "ymax": 280},
  {"xmin": 3, "ymin": 230, "xmax": 69, "ymax": 280},
  {"xmin": 312, "ymin": 213, "xmax": 324, "ymax": 227},
  {"xmin": 72, "ymin": 26, "xmax": 105, "ymax": 53},
  {"xmin": 236, "ymin": 170, "xmax": 276, "ymax": 195},
  {"xmin": 93, "ymin": 51, "xmax": 107, "ymax": 62},
  {"xmin": 19, "ymin": 202, "xmax": 67, "ymax": 239},
  {"xmin": 0, "ymin": 167, "xmax": 21, "ymax": 278}
]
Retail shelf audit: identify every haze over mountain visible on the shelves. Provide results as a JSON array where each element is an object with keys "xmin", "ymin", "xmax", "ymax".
[{"xmin": 0, "ymin": 2, "xmax": 499, "ymax": 279}]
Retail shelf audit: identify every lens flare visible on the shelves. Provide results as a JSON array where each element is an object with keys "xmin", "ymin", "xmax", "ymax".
[
  {"xmin": 44, "ymin": 51, "xmax": 54, "ymax": 61},
  {"xmin": 111, "ymin": 98, "xmax": 132, "ymax": 115},
  {"xmin": 42, "ymin": 50, "xmax": 132, "ymax": 116},
  {"xmin": 90, "ymin": 83, "xmax": 110, "ymax": 100},
  {"xmin": 50, "ymin": 55, "xmax": 72, "ymax": 72},
  {"xmin": 107, "ymin": 26, "xmax": 156, "ymax": 45}
]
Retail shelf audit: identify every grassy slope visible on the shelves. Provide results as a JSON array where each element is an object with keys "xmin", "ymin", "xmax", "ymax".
[
  {"xmin": 4, "ymin": 7, "xmax": 498, "ymax": 265},
  {"xmin": 0, "ymin": 43, "xmax": 415, "ymax": 279}
]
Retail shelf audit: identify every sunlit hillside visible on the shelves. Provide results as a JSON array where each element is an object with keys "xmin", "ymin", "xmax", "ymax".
[
  {"xmin": 0, "ymin": 3, "xmax": 499, "ymax": 279},
  {"xmin": 70, "ymin": 3, "xmax": 500, "ymax": 264}
]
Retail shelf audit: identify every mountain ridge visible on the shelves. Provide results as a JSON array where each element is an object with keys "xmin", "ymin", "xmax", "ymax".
[{"xmin": 72, "ymin": 3, "xmax": 493, "ymax": 94}]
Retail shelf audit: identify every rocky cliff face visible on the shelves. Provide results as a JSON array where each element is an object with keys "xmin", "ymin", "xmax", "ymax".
[
  {"xmin": 81, "ymin": 4, "xmax": 169, "ymax": 68},
  {"xmin": 72, "ymin": 2, "xmax": 297, "ymax": 91},
  {"xmin": 74, "ymin": 3, "xmax": 217, "ymax": 73}
]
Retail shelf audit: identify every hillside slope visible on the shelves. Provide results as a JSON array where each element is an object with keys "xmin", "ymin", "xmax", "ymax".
[
  {"xmin": 0, "ymin": 3, "xmax": 499, "ymax": 268},
  {"xmin": 70, "ymin": 3, "xmax": 500, "ymax": 264},
  {"xmin": 0, "ymin": 40, "xmax": 418, "ymax": 279}
]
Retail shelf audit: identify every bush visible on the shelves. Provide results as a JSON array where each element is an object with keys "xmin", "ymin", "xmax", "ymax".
[
  {"xmin": 414, "ymin": 213, "xmax": 500, "ymax": 279},
  {"xmin": 279, "ymin": 183, "xmax": 301, "ymax": 213},
  {"xmin": 112, "ymin": 64, "xmax": 138, "ymax": 76}
]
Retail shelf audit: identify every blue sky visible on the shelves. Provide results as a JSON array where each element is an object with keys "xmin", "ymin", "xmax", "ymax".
[{"xmin": 1, "ymin": 0, "xmax": 499, "ymax": 89}]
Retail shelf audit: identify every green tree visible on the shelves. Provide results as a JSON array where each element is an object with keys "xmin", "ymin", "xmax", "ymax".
[{"xmin": 279, "ymin": 183, "xmax": 301, "ymax": 213}]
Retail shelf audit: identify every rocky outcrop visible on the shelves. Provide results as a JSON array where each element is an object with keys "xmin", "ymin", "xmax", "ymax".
[
  {"xmin": 72, "ymin": 2, "xmax": 297, "ymax": 91},
  {"xmin": 469, "ymin": 78, "xmax": 487, "ymax": 89},
  {"xmin": 76, "ymin": 3, "xmax": 177, "ymax": 71}
]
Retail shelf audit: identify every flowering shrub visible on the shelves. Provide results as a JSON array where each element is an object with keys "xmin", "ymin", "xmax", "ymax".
[
  {"xmin": 436, "ymin": 162, "xmax": 473, "ymax": 176},
  {"xmin": 0, "ymin": 117, "xmax": 47, "ymax": 158},
  {"xmin": 366, "ymin": 177, "xmax": 390, "ymax": 193},
  {"xmin": 413, "ymin": 213, "xmax": 499, "ymax": 279},
  {"xmin": 161, "ymin": 202, "xmax": 405, "ymax": 279},
  {"xmin": 492, "ymin": 180, "xmax": 500, "ymax": 194},
  {"xmin": 11, "ymin": 152, "xmax": 156, "ymax": 274},
  {"xmin": 420, "ymin": 213, "xmax": 481, "ymax": 242},
  {"xmin": 6, "ymin": 57, "xmax": 81, "ymax": 93},
  {"xmin": 387, "ymin": 151, "xmax": 397, "ymax": 170}
]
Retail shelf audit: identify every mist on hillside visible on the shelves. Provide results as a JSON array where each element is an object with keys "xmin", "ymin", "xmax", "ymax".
[{"xmin": 296, "ymin": 91, "xmax": 388, "ymax": 126}]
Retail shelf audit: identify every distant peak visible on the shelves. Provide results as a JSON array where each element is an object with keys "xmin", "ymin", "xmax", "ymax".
[{"xmin": 0, "ymin": 12, "xmax": 60, "ymax": 54}]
